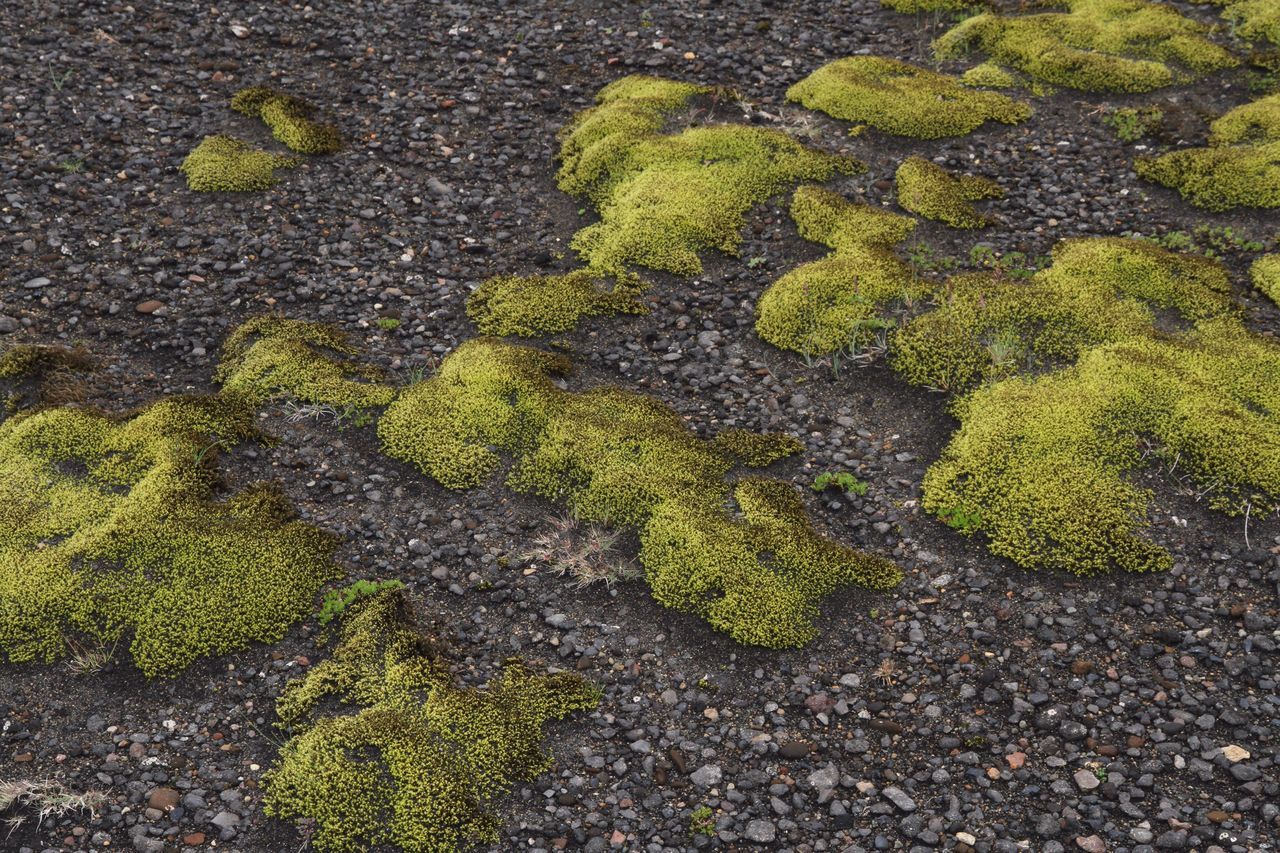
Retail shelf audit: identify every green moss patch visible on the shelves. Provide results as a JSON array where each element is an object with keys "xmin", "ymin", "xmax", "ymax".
[
  {"xmin": 179, "ymin": 135, "xmax": 298, "ymax": 192},
  {"xmin": 933, "ymin": 0, "xmax": 1237, "ymax": 92},
  {"xmin": 216, "ymin": 316, "xmax": 395, "ymax": 408},
  {"xmin": 378, "ymin": 338, "xmax": 900, "ymax": 647},
  {"xmin": 961, "ymin": 62, "xmax": 1019, "ymax": 89},
  {"xmin": 1253, "ymin": 253, "xmax": 1280, "ymax": 304},
  {"xmin": 785, "ymin": 56, "xmax": 1031, "ymax": 138},
  {"xmin": 231, "ymin": 86, "xmax": 341, "ymax": 154},
  {"xmin": 756, "ymin": 185, "xmax": 924, "ymax": 357},
  {"xmin": 264, "ymin": 588, "xmax": 597, "ymax": 852},
  {"xmin": 881, "ymin": 0, "xmax": 975, "ymax": 11},
  {"xmin": 894, "ymin": 156, "xmax": 1003, "ymax": 228},
  {"xmin": 466, "ymin": 269, "xmax": 647, "ymax": 336},
  {"xmin": 711, "ymin": 429, "xmax": 805, "ymax": 467},
  {"xmin": 0, "ymin": 395, "xmax": 339, "ymax": 676},
  {"xmin": 1194, "ymin": 0, "xmax": 1280, "ymax": 47}
]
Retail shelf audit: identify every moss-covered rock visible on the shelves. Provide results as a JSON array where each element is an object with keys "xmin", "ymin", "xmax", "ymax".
[
  {"xmin": 231, "ymin": 86, "xmax": 341, "ymax": 154},
  {"xmin": 756, "ymin": 185, "xmax": 925, "ymax": 357},
  {"xmin": 216, "ymin": 316, "xmax": 395, "ymax": 408},
  {"xmin": 1252, "ymin": 253, "xmax": 1280, "ymax": 304},
  {"xmin": 786, "ymin": 56, "xmax": 1031, "ymax": 138},
  {"xmin": 378, "ymin": 338, "xmax": 900, "ymax": 647},
  {"xmin": 894, "ymin": 156, "xmax": 1003, "ymax": 228},
  {"xmin": 0, "ymin": 395, "xmax": 339, "ymax": 676},
  {"xmin": 466, "ymin": 270, "xmax": 647, "ymax": 336},
  {"xmin": 934, "ymin": 0, "xmax": 1238, "ymax": 92},
  {"xmin": 264, "ymin": 588, "xmax": 598, "ymax": 853},
  {"xmin": 179, "ymin": 135, "xmax": 298, "ymax": 192}
]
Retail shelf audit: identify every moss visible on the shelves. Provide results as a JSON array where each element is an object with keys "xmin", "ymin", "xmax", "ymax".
[
  {"xmin": 756, "ymin": 185, "xmax": 926, "ymax": 356},
  {"xmin": 934, "ymin": 0, "xmax": 1238, "ymax": 93},
  {"xmin": 0, "ymin": 344, "xmax": 92, "ymax": 414},
  {"xmin": 785, "ymin": 56, "xmax": 1031, "ymax": 138},
  {"xmin": 894, "ymin": 156, "xmax": 1003, "ymax": 228},
  {"xmin": 216, "ymin": 316, "xmax": 395, "ymax": 408},
  {"xmin": 179, "ymin": 135, "xmax": 298, "ymax": 192},
  {"xmin": 711, "ymin": 429, "xmax": 805, "ymax": 467},
  {"xmin": 231, "ymin": 86, "xmax": 341, "ymax": 154},
  {"xmin": 0, "ymin": 395, "xmax": 339, "ymax": 676},
  {"xmin": 264, "ymin": 589, "xmax": 598, "ymax": 853},
  {"xmin": 1252, "ymin": 253, "xmax": 1280, "ymax": 304},
  {"xmin": 961, "ymin": 62, "xmax": 1018, "ymax": 89},
  {"xmin": 1194, "ymin": 0, "xmax": 1280, "ymax": 47},
  {"xmin": 922, "ymin": 318, "xmax": 1280, "ymax": 574},
  {"xmin": 1209, "ymin": 92, "xmax": 1280, "ymax": 143},
  {"xmin": 891, "ymin": 237, "xmax": 1233, "ymax": 391},
  {"xmin": 466, "ymin": 270, "xmax": 647, "ymax": 337},
  {"xmin": 377, "ymin": 338, "xmax": 900, "ymax": 647},
  {"xmin": 881, "ymin": 0, "xmax": 976, "ymax": 10}
]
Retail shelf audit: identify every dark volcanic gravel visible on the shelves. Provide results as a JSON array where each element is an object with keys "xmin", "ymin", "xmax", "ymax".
[{"xmin": 2, "ymin": 1, "xmax": 1278, "ymax": 852}]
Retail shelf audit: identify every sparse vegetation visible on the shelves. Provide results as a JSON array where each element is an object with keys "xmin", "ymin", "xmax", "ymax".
[
  {"xmin": 0, "ymin": 778, "xmax": 107, "ymax": 833},
  {"xmin": 813, "ymin": 471, "xmax": 869, "ymax": 496},
  {"xmin": 519, "ymin": 514, "xmax": 641, "ymax": 589},
  {"xmin": 1104, "ymin": 106, "xmax": 1163, "ymax": 141}
]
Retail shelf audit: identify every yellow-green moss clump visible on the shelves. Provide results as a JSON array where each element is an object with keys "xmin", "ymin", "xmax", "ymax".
[
  {"xmin": 1253, "ymin": 253, "xmax": 1280, "ymax": 305},
  {"xmin": 923, "ymin": 319, "xmax": 1280, "ymax": 574},
  {"xmin": 556, "ymin": 74, "xmax": 857, "ymax": 277},
  {"xmin": 466, "ymin": 270, "xmax": 647, "ymax": 336},
  {"xmin": 881, "ymin": 0, "xmax": 975, "ymax": 10},
  {"xmin": 962, "ymin": 62, "xmax": 1019, "ymax": 89},
  {"xmin": 756, "ymin": 185, "xmax": 924, "ymax": 357},
  {"xmin": 894, "ymin": 157, "xmax": 1003, "ymax": 228},
  {"xmin": 216, "ymin": 316, "xmax": 395, "ymax": 408},
  {"xmin": 891, "ymin": 238, "xmax": 1233, "ymax": 391},
  {"xmin": 179, "ymin": 135, "xmax": 298, "ymax": 192},
  {"xmin": 1193, "ymin": 0, "xmax": 1280, "ymax": 47},
  {"xmin": 378, "ymin": 339, "xmax": 900, "ymax": 647},
  {"xmin": 0, "ymin": 344, "xmax": 92, "ymax": 415},
  {"xmin": 711, "ymin": 429, "xmax": 805, "ymax": 467},
  {"xmin": 231, "ymin": 86, "xmax": 341, "ymax": 154},
  {"xmin": 933, "ymin": 0, "xmax": 1238, "ymax": 92},
  {"xmin": 1136, "ymin": 94, "xmax": 1280, "ymax": 210},
  {"xmin": 785, "ymin": 57, "xmax": 1031, "ymax": 138},
  {"xmin": 0, "ymin": 395, "xmax": 339, "ymax": 676},
  {"xmin": 264, "ymin": 588, "xmax": 597, "ymax": 853}
]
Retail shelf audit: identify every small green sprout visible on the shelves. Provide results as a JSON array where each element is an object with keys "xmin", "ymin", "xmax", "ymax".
[{"xmin": 812, "ymin": 471, "xmax": 869, "ymax": 496}]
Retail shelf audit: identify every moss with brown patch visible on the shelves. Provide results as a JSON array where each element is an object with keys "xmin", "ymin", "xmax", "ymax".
[{"xmin": 894, "ymin": 156, "xmax": 1003, "ymax": 228}]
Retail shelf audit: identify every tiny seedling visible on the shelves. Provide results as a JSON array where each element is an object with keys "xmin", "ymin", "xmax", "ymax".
[
  {"xmin": 317, "ymin": 579, "xmax": 404, "ymax": 625},
  {"xmin": 689, "ymin": 805, "xmax": 716, "ymax": 837},
  {"xmin": 376, "ymin": 317, "xmax": 401, "ymax": 330},
  {"xmin": 938, "ymin": 504, "xmax": 983, "ymax": 533},
  {"xmin": 812, "ymin": 471, "xmax": 869, "ymax": 497}
]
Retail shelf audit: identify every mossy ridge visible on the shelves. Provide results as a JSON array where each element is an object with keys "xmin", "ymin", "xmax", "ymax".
[
  {"xmin": 1253, "ymin": 253, "xmax": 1280, "ymax": 304},
  {"xmin": 466, "ymin": 269, "xmax": 647, "ymax": 337},
  {"xmin": 0, "ymin": 394, "xmax": 339, "ymax": 676},
  {"xmin": 1208, "ymin": 92, "xmax": 1280, "ymax": 143},
  {"xmin": 216, "ymin": 315, "xmax": 395, "ymax": 408},
  {"xmin": 922, "ymin": 318, "xmax": 1280, "ymax": 574},
  {"xmin": 894, "ymin": 156, "xmax": 1004, "ymax": 228},
  {"xmin": 755, "ymin": 185, "xmax": 928, "ymax": 357},
  {"xmin": 785, "ymin": 56, "xmax": 1032, "ymax": 139},
  {"xmin": 891, "ymin": 237, "xmax": 1234, "ymax": 391},
  {"xmin": 378, "ymin": 338, "xmax": 900, "ymax": 647},
  {"xmin": 711, "ymin": 429, "xmax": 805, "ymax": 467},
  {"xmin": 231, "ymin": 86, "xmax": 341, "ymax": 154},
  {"xmin": 264, "ymin": 589, "xmax": 598, "ymax": 853},
  {"xmin": 933, "ymin": 0, "xmax": 1238, "ymax": 93},
  {"xmin": 179, "ymin": 135, "xmax": 299, "ymax": 192},
  {"xmin": 961, "ymin": 62, "xmax": 1019, "ymax": 89}
]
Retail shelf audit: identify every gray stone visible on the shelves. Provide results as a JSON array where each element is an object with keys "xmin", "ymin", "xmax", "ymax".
[
  {"xmin": 23, "ymin": 277, "xmax": 50, "ymax": 289},
  {"xmin": 690, "ymin": 764, "xmax": 722, "ymax": 788},
  {"xmin": 744, "ymin": 819, "xmax": 777, "ymax": 844},
  {"xmin": 882, "ymin": 785, "xmax": 916, "ymax": 812},
  {"xmin": 807, "ymin": 763, "xmax": 839, "ymax": 792},
  {"xmin": 1073, "ymin": 768, "xmax": 1101, "ymax": 791}
]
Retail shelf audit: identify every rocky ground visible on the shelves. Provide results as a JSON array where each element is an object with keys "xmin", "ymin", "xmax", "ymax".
[{"xmin": 1, "ymin": 1, "xmax": 1278, "ymax": 852}]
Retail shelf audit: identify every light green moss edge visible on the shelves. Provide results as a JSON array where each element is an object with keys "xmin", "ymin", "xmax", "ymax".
[
  {"xmin": 933, "ymin": 0, "xmax": 1238, "ymax": 93},
  {"xmin": 786, "ymin": 56, "xmax": 1032, "ymax": 139},
  {"xmin": 377, "ymin": 338, "xmax": 900, "ymax": 647},
  {"xmin": 894, "ymin": 156, "xmax": 1003, "ymax": 228},
  {"xmin": 466, "ymin": 269, "xmax": 648, "ymax": 337},
  {"xmin": 231, "ymin": 86, "xmax": 342, "ymax": 154},
  {"xmin": 179, "ymin": 135, "xmax": 299, "ymax": 192},
  {"xmin": 264, "ymin": 589, "xmax": 598, "ymax": 853},
  {"xmin": 1192, "ymin": 0, "xmax": 1280, "ymax": 47},
  {"xmin": 1252, "ymin": 253, "xmax": 1280, "ymax": 305}
]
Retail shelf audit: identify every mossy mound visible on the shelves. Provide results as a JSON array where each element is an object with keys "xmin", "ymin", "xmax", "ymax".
[
  {"xmin": 556, "ymin": 74, "xmax": 857, "ymax": 277},
  {"xmin": 785, "ymin": 56, "xmax": 1031, "ymax": 139},
  {"xmin": 466, "ymin": 270, "xmax": 647, "ymax": 337},
  {"xmin": 923, "ymin": 318, "xmax": 1280, "ymax": 574},
  {"xmin": 0, "ymin": 395, "xmax": 339, "ymax": 676},
  {"xmin": 378, "ymin": 338, "xmax": 900, "ymax": 647},
  {"xmin": 1136, "ymin": 94, "xmax": 1280, "ymax": 211},
  {"xmin": 891, "ymin": 238, "xmax": 1233, "ymax": 391},
  {"xmin": 756, "ymin": 185, "xmax": 925, "ymax": 357},
  {"xmin": 216, "ymin": 316, "xmax": 395, "ymax": 408},
  {"xmin": 179, "ymin": 135, "xmax": 298, "ymax": 192},
  {"xmin": 264, "ymin": 589, "xmax": 598, "ymax": 853},
  {"xmin": 881, "ymin": 0, "xmax": 976, "ymax": 10},
  {"xmin": 231, "ymin": 86, "xmax": 341, "ymax": 154},
  {"xmin": 1253, "ymin": 254, "xmax": 1280, "ymax": 304},
  {"xmin": 1194, "ymin": 0, "xmax": 1280, "ymax": 47},
  {"xmin": 894, "ymin": 156, "xmax": 1003, "ymax": 228},
  {"xmin": 961, "ymin": 62, "xmax": 1019, "ymax": 89},
  {"xmin": 933, "ymin": 0, "xmax": 1238, "ymax": 92},
  {"xmin": 711, "ymin": 429, "xmax": 805, "ymax": 467}
]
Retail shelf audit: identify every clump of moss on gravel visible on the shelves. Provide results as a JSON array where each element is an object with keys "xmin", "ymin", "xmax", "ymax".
[
  {"xmin": 216, "ymin": 316, "xmax": 395, "ymax": 408},
  {"xmin": 894, "ymin": 156, "xmax": 1003, "ymax": 228},
  {"xmin": 961, "ymin": 62, "xmax": 1018, "ymax": 89},
  {"xmin": 711, "ymin": 429, "xmax": 805, "ymax": 467},
  {"xmin": 1136, "ymin": 93, "xmax": 1280, "ymax": 210},
  {"xmin": 0, "ymin": 395, "xmax": 339, "ymax": 676},
  {"xmin": 1193, "ymin": 0, "xmax": 1280, "ymax": 47},
  {"xmin": 264, "ymin": 588, "xmax": 598, "ymax": 853},
  {"xmin": 881, "ymin": 0, "xmax": 976, "ymax": 11},
  {"xmin": 231, "ymin": 86, "xmax": 341, "ymax": 154},
  {"xmin": 1253, "ymin": 253, "xmax": 1280, "ymax": 304},
  {"xmin": 756, "ymin": 185, "xmax": 925, "ymax": 357},
  {"xmin": 466, "ymin": 269, "xmax": 647, "ymax": 336},
  {"xmin": 786, "ymin": 56, "xmax": 1031, "ymax": 138},
  {"xmin": 378, "ymin": 338, "xmax": 900, "ymax": 647},
  {"xmin": 179, "ymin": 135, "xmax": 298, "ymax": 192},
  {"xmin": 933, "ymin": 0, "xmax": 1238, "ymax": 92}
]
